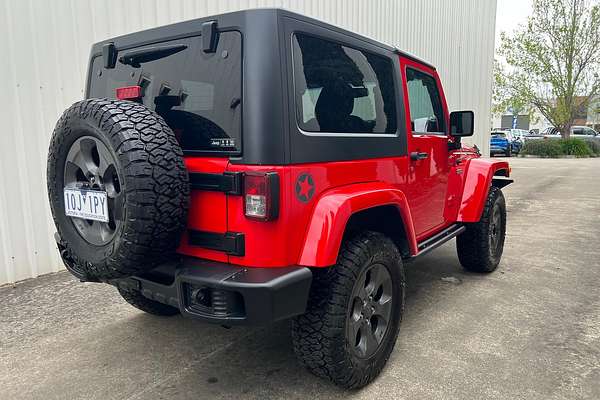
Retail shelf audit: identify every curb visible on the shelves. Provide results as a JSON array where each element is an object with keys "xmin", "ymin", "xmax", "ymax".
[{"xmin": 518, "ymin": 154, "xmax": 597, "ymax": 159}]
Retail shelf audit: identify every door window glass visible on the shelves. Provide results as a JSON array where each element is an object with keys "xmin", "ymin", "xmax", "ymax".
[{"xmin": 406, "ymin": 68, "xmax": 445, "ymax": 134}]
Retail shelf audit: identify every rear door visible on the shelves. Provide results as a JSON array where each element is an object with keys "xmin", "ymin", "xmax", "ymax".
[
  {"xmin": 400, "ymin": 58, "xmax": 451, "ymax": 238},
  {"xmin": 88, "ymin": 31, "xmax": 243, "ymax": 262}
]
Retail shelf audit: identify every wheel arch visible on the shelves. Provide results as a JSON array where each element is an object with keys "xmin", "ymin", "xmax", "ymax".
[
  {"xmin": 343, "ymin": 205, "xmax": 412, "ymax": 258},
  {"xmin": 297, "ymin": 183, "xmax": 418, "ymax": 267},
  {"xmin": 457, "ymin": 159, "xmax": 511, "ymax": 222}
]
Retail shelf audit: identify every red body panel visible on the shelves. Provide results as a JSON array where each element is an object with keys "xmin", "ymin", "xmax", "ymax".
[
  {"xmin": 399, "ymin": 57, "xmax": 455, "ymax": 241},
  {"xmin": 297, "ymin": 182, "xmax": 418, "ymax": 267},
  {"xmin": 177, "ymin": 157, "xmax": 229, "ymax": 263},
  {"xmin": 175, "ymin": 55, "xmax": 509, "ymax": 269},
  {"xmin": 226, "ymin": 157, "xmax": 411, "ymax": 267}
]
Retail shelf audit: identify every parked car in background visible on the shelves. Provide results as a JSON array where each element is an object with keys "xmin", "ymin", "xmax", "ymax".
[
  {"xmin": 541, "ymin": 127, "xmax": 559, "ymax": 137},
  {"xmin": 525, "ymin": 131, "xmax": 546, "ymax": 140},
  {"xmin": 542, "ymin": 126, "xmax": 598, "ymax": 138},
  {"xmin": 572, "ymin": 126, "xmax": 598, "ymax": 137},
  {"xmin": 490, "ymin": 130, "xmax": 521, "ymax": 156},
  {"xmin": 509, "ymin": 129, "xmax": 529, "ymax": 142}
]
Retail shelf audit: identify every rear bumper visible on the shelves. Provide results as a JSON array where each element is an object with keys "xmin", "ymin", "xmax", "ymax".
[{"xmin": 112, "ymin": 258, "xmax": 312, "ymax": 325}]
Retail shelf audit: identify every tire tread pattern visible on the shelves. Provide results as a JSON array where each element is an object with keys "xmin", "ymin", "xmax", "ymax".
[
  {"xmin": 47, "ymin": 99, "xmax": 189, "ymax": 281},
  {"xmin": 456, "ymin": 186, "xmax": 506, "ymax": 273},
  {"xmin": 291, "ymin": 231, "xmax": 405, "ymax": 389}
]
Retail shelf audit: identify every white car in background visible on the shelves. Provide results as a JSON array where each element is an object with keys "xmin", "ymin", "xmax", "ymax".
[
  {"xmin": 509, "ymin": 129, "xmax": 529, "ymax": 141},
  {"xmin": 542, "ymin": 126, "xmax": 599, "ymax": 138}
]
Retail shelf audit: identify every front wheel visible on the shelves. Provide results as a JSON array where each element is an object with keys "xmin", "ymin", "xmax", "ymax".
[
  {"xmin": 292, "ymin": 231, "xmax": 405, "ymax": 389},
  {"xmin": 456, "ymin": 186, "xmax": 506, "ymax": 272}
]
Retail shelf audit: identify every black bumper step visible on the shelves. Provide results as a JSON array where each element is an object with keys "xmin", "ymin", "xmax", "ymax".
[{"xmin": 114, "ymin": 258, "xmax": 312, "ymax": 325}]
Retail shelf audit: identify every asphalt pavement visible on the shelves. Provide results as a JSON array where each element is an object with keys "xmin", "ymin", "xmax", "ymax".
[{"xmin": 1, "ymin": 157, "xmax": 599, "ymax": 400}]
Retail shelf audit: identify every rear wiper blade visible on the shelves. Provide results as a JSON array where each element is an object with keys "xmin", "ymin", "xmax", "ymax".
[{"xmin": 118, "ymin": 44, "xmax": 187, "ymax": 67}]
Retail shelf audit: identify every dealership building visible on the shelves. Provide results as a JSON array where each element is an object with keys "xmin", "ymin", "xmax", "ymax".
[{"xmin": 0, "ymin": 0, "xmax": 497, "ymax": 284}]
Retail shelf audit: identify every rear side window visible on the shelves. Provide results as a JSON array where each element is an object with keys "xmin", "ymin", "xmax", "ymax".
[
  {"xmin": 89, "ymin": 31, "xmax": 242, "ymax": 154},
  {"xmin": 292, "ymin": 34, "xmax": 397, "ymax": 134},
  {"xmin": 406, "ymin": 68, "xmax": 445, "ymax": 134}
]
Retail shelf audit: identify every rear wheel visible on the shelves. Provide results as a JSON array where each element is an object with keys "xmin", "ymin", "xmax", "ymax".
[
  {"xmin": 292, "ymin": 231, "xmax": 405, "ymax": 389},
  {"xmin": 118, "ymin": 287, "xmax": 180, "ymax": 316},
  {"xmin": 456, "ymin": 186, "xmax": 506, "ymax": 273}
]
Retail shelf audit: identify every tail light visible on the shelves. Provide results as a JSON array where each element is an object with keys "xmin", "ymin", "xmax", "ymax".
[
  {"xmin": 116, "ymin": 85, "xmax": 142, "ymax": 100},
  {"xmin": 244, "ymin": 172, "xmax": 279, "ymax": 221}
]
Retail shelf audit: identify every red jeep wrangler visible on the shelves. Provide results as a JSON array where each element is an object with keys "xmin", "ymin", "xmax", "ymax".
[{"xmin": 47, "ymin": 9, "xmax": 511, "ymax": 388}]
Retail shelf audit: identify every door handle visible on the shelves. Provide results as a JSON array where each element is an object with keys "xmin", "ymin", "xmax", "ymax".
[{"xmin": 410, "ymin": 151, "xmax": 429, "ymax": 161}]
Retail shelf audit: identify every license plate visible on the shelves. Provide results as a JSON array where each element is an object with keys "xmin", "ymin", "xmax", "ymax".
[{"xmin": 64, "ymin": 188, "xmax": 109, "ymax": 222}]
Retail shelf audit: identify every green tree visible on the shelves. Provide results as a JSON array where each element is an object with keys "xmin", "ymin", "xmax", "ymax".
[
  {"xmin": 492, "ymin": 59, "xmax": 536, "ymax": 120},
  {"xmin": 495, "ymin": 0, "xmax": 600, "ymax": 137}
]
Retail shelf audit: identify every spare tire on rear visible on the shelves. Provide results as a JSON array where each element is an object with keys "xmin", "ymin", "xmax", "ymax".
[{"xmin": 47, "ymin": 99, "xmax": 189, "ymax": 281}]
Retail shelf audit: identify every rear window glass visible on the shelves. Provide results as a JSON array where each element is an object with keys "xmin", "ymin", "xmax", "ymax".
[
  {"xmin": 292, "ymin": 33, "xmax": 397, "ymax": 134},
  {"xmin": 89, "ymin": 31, "xmax": 242, "ymax": 154}
]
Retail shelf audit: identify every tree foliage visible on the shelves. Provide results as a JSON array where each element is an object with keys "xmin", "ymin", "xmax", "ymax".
[{"xmin": 495, "ymin": 0, "xmax": 600, "ymax": 137}]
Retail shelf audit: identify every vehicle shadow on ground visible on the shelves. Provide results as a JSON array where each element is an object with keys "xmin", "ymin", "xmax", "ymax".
[{"xmin": 92, "ymin": 243, "xmax": 475, "ymax": 399}]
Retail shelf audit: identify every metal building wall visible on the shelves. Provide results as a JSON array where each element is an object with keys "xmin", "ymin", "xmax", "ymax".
[{"xmin": 0, "ymin": 0, "xmax": 497, "ymax": 284}]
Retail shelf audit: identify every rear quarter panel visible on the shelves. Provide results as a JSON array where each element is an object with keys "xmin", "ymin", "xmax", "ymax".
[{"xmin": 226, "ymin": 157, "xmax": 411, "ymax": 267}]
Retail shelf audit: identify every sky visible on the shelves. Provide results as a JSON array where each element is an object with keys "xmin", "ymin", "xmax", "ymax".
[{"xmin": 495, "ymin": 0, "xmax": 533, "ymax": 49}]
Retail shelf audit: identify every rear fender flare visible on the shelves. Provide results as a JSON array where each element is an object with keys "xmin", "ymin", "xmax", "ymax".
[
  {"xmin": 297, "ymin": 182, "xmax": 418, "ymax": 267},
  {"xmin": 457, "ymin": 158, "xmax": 511, "ymax": 222}
]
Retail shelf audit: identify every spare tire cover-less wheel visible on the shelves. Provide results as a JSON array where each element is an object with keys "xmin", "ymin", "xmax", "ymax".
[{"xmin": 47, "ymin": 99, "xmax": 189, "ymax": 281}]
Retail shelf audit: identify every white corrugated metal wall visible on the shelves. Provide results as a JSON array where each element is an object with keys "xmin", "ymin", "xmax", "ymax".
[{"xmin": 0, "ymin": 0, "xmax": 497, "ymax": 284}]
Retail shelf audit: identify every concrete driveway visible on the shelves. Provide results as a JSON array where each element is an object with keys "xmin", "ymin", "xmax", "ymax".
[{"xmin": 1, "ymin": 157, "xmax": 599, "ymax": 400}]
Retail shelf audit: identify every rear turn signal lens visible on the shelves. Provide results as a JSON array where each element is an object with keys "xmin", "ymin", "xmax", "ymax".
[
  {"xmin": 115, "ymin": 85, "xmax": 142, "ymax": 100},
  {"xmin": 244, "ymin": 172, "xmax": 279, "ymax": 221}
]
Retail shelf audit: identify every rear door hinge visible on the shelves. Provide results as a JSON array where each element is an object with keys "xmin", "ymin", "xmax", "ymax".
[{"xmin": 189, "ymin": 172, "xmax": 243, "ymax": 195}]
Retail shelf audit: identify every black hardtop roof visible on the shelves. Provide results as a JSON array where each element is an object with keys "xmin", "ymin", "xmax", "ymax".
[{"xmin": 91, "ymin": 8, "xmax": 434, "ymax": 69}]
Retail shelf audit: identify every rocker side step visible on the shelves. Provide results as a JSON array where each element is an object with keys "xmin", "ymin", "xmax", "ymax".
[{"xmin": 407, "ymin": 224, "xmax": 466, "ymax": 261}]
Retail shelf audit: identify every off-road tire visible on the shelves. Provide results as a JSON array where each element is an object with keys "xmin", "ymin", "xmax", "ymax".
[
  {"xmin": 47, "ymin": 99, "xmax": 189, "ymax": 281},
  {"xmin": 456, "ymin": 186, "xmax": 506, "ymax": 273},
  {"xmin": 292, "ymin": 231, "xmax": 405, "ymax": 389},
  {"xmin": 118, "ymin": 287, "xmax": 180, "ymax": 316}
]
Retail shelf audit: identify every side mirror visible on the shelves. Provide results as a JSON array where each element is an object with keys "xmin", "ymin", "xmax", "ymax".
[{"xmin": 450, "ymin": 111, "xmax": 474, "ymax": 137}]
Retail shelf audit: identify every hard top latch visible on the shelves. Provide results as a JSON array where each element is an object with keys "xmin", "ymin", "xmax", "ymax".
[{"xmin": 202, "ymin": 20, "xmax": 219, "ymax": 53}]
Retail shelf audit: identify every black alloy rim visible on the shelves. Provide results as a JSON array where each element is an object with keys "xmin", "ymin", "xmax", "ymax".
[
  {"xmin": 489, "ymin": 203, "xmax": 503, "ymax": 257},
  {"xmin": 63, "ymin": 136, "xmax": 123, "ymax": 246},
  {"xmin": 347, "ymin": 263, "xmax": 393, "ymax": 358}
]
